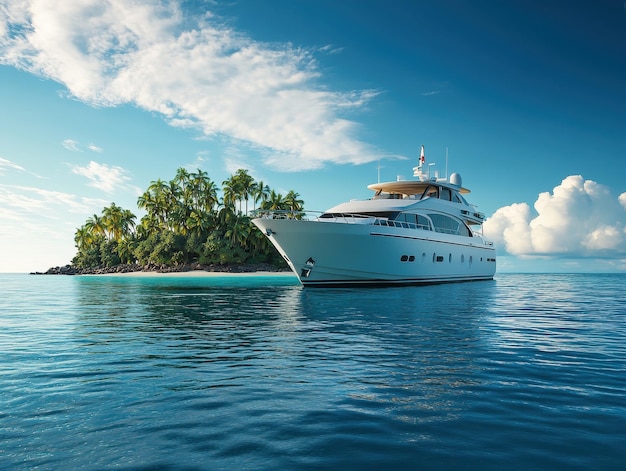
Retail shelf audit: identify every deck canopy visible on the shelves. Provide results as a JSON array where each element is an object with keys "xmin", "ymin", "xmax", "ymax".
[{"xmin": 367, "ymin": 180, "xmax": 470, "ymax": 196}]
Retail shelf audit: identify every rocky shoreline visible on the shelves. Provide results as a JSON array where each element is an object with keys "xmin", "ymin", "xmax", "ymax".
[{"xmin": 31, "ymin": 262, "xmax": 290, "ymax": 276}]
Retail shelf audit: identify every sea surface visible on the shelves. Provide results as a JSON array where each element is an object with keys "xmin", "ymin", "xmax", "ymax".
[{"xmin": 1, "ymin": 272, "xmax": 625, "ymax": 470}]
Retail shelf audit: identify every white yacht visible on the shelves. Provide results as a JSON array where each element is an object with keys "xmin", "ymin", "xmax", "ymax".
[{"xmin": 252, "ymin": 146, "xmax": 496, "ymax": 286}]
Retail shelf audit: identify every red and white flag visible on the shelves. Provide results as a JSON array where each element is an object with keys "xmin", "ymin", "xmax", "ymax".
[{"xmin": 420, "ymin": 145, "xmax": 425, "ymax": 165}]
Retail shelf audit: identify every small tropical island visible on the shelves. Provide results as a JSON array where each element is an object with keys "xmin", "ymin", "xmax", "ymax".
[{"xmin": 35, "ymin": 168, "xmax": 302, "ymax": 275}]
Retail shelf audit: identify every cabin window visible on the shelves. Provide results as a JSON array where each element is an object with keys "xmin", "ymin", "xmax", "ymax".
[
  {"xmin": 395, "ymin": 213, "xmax": 419, "ymax": 227},
  {"xmin": 440, "ymin": 188, "xmax": 452, "ymax": 201},
  {"xmin": 421, "ymin": 185, "xmax": 439, "ymax": 200},
  {"xmin": 389, "ymin": 213, "xmax": 432, "ymax": 231},
  {"xmin": 404, "ymin": 213, "xmax": 417, "ymax": 225},
  {"xmin": 416, "ymin": 215, "xmax": 431, "ymax": 230},
  {"xmin": 424, "ymin": 214, "xmax": 471, "ymax": 236},
  {"xmin": 428, "ymin": 213, "xmax": 460, "ymax": 234},
  {"xmin": 459, "ymin": 223, "xmax": 472, "ymax": 237}
]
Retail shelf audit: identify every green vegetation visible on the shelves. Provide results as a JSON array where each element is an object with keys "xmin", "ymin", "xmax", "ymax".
[{"xmin": 72, "ymin": 168, "xmax": 303, "ymax": 269}]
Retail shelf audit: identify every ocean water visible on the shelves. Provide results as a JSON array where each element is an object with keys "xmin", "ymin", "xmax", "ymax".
[{"xmin": 1, "ymin": 273, "xmax": 625, "ymax": 470}]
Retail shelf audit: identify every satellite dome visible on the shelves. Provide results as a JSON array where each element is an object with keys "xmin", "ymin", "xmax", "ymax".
[{"xmin": 449, "ymin": 172, "xmax": 462, "ymax": 188}]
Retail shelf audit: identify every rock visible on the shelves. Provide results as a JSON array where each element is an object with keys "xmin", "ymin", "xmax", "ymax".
[{"xmin": 32, "ymin": 261, "xmax": 289, "ymax": 276}]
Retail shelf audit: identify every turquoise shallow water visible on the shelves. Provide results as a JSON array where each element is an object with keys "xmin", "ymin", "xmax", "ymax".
[{"xmin": 1, "ymin": 273, "xmax": 625, "ymax": 470}]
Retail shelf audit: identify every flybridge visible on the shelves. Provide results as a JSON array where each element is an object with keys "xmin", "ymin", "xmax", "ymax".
[{"xmin": 368, "ymin": 145, "xmax": 470, "ymax": 196}]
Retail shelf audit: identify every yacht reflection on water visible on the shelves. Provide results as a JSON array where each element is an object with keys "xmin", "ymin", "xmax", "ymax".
[{"xmin": 72, "ymin": 275, "xmax": 496, "ymax": 425}]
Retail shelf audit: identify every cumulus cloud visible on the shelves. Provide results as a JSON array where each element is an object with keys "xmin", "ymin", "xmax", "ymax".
[
  {"xmin": 0, "ymin": 0, "xmax": 380, "ymax": 171},
  {"xmin": 71, "ymin": 160, "xmax": 132, "ymax": 194},
  {"xmin": 484, "ymin": 175, "xmax": 626, "ymax": 257}
]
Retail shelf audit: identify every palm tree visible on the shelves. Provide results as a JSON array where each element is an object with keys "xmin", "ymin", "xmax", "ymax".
[
  {"xmin": 202, "ymin": 178, "xmax": 219, "ymax": 214},
  {"xmin": 102, "ymin": 203, "xmax": 122, "ymax": 240},
  {"xmin": 225, "ymin": 215, "xmax": 251, "ymax": 247},
  {"xmin": 186, "ymin": 210, "xmax": 212, "ymax": 237},
  {"xmin": 217, "ymin": 202, "xmax": 236, "ymax": 228},
  {"xmin": 252, "ymin": 180, "xmax": 270, "ymax": 212},
  {"xmin": 190, "ymin": 169, "xmax": 219, "ymax": 214},
  {"xmin": 116, "ymin": 237, "xmax": 136, "ymax": 264},
  {"xmin": 85, "ymin": 214, "xmax": 106, "ymax": 238},
  {"xmin": 222, "ymin": 174, "xmax": 240, "ymax": 212},
  {"xmin": 284, "ymin": 190, "xmax": 304, "ymax": 211},
  {"xmin": 138, "ymin": 179, "xmax": 170, "ymax": 229},
  {"xmin": 74, "ymin": 225, "xmax": 94, "ymax": 250},
  {"xmin": 137, "ymin": 214, "xmax": 158, "ymax": 239},
  {"xmin": 173, "ymin": 167, "xmax": 191, "ymax": 193},
  {"xmin": 121, "ymin": 209, "xmax": 137, "ymax": 237},
  {"xmin": 262, "ymin": 190, "xmax": 287, "ymax": 210},
  {"xmin": 235, "ymin": 169, "xmax": 255, "ymax": 215},
  {"xmin": 100, "ymin": 203, "xmax": 136, "ymax": 241}
]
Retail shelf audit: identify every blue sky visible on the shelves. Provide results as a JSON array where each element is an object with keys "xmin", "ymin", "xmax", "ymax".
[{"xmin": 1, "ymin": 0, "xmax": 625, "ymax": 273}]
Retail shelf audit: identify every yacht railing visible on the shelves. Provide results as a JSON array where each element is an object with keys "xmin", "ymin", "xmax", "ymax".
[
  {"xmin": 252, "ymin": 210, "xmax": 385, "ymax": 224},
  {"xmin": 373, "ymin": 219, "xmax": 431, "ymax": 231},
  {"xmin": 252, "ymin": 210, "xmax": 434, "ymax": 230}
]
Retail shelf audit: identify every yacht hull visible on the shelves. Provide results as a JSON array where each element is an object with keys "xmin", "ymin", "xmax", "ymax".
[{"xmin": 253, "ymin": 217, "xmax": 496, "ymax": 286}]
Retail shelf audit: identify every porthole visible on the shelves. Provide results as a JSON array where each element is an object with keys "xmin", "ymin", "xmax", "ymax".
[
  {"xmin": 409, "ymin": 255, "xmax": 415, "ymax": 262},
  {"xmin": 449, "ymin": 253, "xmax": 452, "ymax": 263},
  {"xmin": 461, "ymin": 254, "xmax": 465, "ymax": 263},
  {"xmin": 401, "ymin": 255, "xmax": 409, "ymax": 262}
]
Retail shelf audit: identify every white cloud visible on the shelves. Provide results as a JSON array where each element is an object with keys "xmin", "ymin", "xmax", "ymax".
[
  {"xmin": 0, "ymin": 183, "xmax": 111, "ymax": 272},
  {"xmin": 62, "ymin": 139, "xmax": 103, "ymax": 152},
  {"xmin": 0, "ymin": 184, "xmax": 108, "ymax": 218},
  {"xmin": 71, "ymin": 160, "xmax": 131, "ymax": 194},
  {"xmin": 62, "ymin": 139, "xmax": 82, "ymax": 152},
  {"xmin": 484, "ymin": 175, "xmax": 626, "ymax": 257},
  {"xmin": 0, "ymin": 0, "xmax": 381, "ymax": 172},
  {"xmin": 0, "ymin": 156, "xmax": 26, "ymax": 174},
  {"xmin": 0, "ymin": 156, "xmax": 46, "ymax": 178},
  {"xmin": 482, "ymin": 202, "xmax": 534, "ymax": 255}
]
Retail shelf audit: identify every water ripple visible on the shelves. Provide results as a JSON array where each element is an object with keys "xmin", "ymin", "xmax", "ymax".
[{"xmin": 1, "ymin": 273, "xmax": 625, "ymax": 470}]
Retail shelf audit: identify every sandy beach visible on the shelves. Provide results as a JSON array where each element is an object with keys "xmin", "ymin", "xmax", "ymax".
[{"xmin": 83, "ymin": 270, "xmax": 297, "ymax": 278}]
